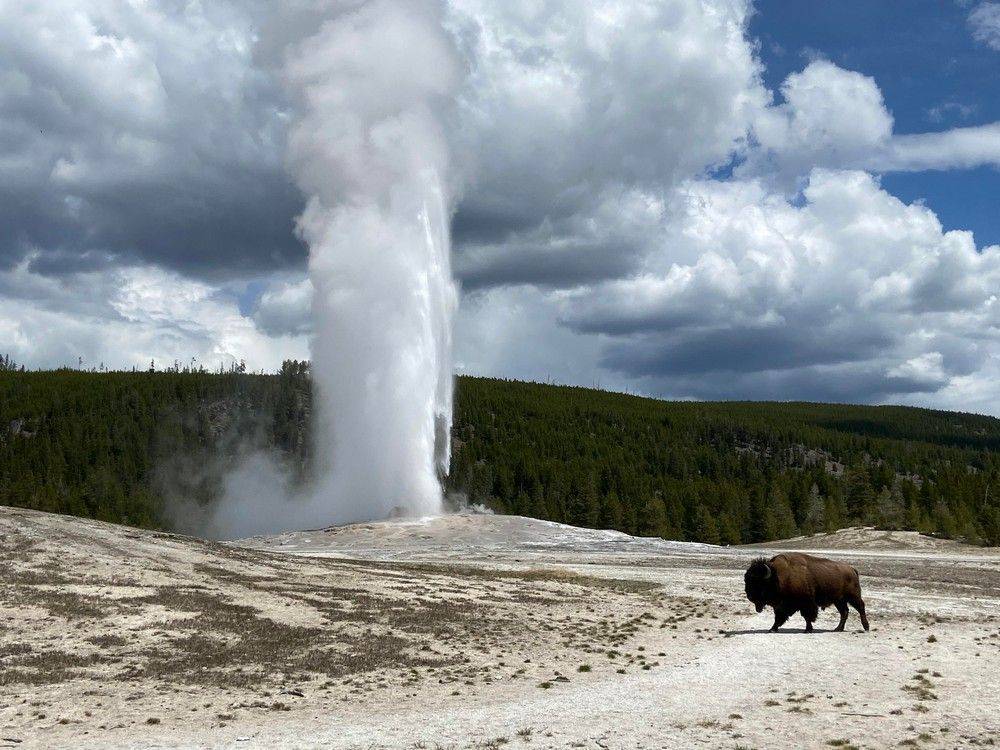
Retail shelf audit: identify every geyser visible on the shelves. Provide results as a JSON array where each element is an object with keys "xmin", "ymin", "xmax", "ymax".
[
  {"xmin": 185, "ymin": 0, "xmax": 464, "ymax": 539},
  {"xmin": 285, "ymin": 0, "xmax": 461, "ymax": 522}
]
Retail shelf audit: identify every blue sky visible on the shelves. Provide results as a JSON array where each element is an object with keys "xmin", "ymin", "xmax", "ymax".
[{"xmin": 752, "ymin": 0, "xmax": 1000, "ymax": 247}]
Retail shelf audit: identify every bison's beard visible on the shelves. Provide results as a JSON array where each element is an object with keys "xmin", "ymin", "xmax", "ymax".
[{"xmin": 754, "ymin": 601, "xmax": 765, "ymax": 613}]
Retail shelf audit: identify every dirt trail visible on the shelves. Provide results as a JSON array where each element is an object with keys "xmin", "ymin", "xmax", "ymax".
[{"xmin": 2, "ymin": 508, "xmax": 999, "ymax": 749}]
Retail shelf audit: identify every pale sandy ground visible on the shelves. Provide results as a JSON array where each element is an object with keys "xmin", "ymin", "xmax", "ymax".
[{"xmin": 2, "ymin": 507, "xmax": 999, "ymax": 749}]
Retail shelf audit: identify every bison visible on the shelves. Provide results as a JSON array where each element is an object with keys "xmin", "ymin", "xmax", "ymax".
[{"xmin": 743, "ymin": 553, "xmax": 870, "ymax": 633}]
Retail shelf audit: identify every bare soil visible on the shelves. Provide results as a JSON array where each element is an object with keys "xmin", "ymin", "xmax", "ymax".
[{"xmin": 1, "ymin": 507, "xmax": 998, "ymax": 749}]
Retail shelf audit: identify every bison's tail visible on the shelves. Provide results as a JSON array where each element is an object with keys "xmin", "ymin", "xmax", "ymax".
[{"xmin": 851, "ymin": 566, "xmax": 863, "ymax": 594}]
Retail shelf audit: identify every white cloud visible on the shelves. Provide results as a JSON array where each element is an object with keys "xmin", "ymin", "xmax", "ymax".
[
  {"xmin": 454, "ymin": 285, "xmax": 606, "ymax": 386},
  {"xmin": 447, "ymin": 0, "xmax": 767, "ymax": 274},
  {"xmin": 744, "ymin": 61, "xmax": 893, "ymax": 182},
  {"xmin": 0, "ymin": 258, "xmax": 308, "ymax": 372},
  {"xmin": 553, "ymin": 169, "xmax": 1000, "ymax": 407},
  {"xmin": 969, "ymin": 2, "xmax": 1000, "ymax": 50},
  {"xmin": 926, "ymin": 101, "xmax": 977, "ymax": 124},
  {"xmin": 740, "ymin": 60, "xmax": 1000, "ymax": 183},
  {"xmin": 252, "ymin": 278, "xmax": 313, "ymax": 337},
  {"xmin": 450, "ymin": 0, "xmax": 758, "ymax": 183},
  {"xmin": 888, "ymin": 353, "xmax": 948, "ymax": 383},
  {"xmin": 876, "ymin": 122, "xmax": 1000, "ymax": 171}
]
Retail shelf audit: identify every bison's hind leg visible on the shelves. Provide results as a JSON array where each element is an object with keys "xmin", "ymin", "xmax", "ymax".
[
  {"xmin": 801, "ymin": 601, "xmax": 819, "ymax": 633},
  {"xmin": 848, "ymin": 594, "xmax": 870, "ymax": 631},
  {"xmin": 834, "ymin": 600, "xmax": 849, "ymax": 632}
]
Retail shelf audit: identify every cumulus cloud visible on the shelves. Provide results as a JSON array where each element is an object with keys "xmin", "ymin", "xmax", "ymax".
[
  {"xmin": 252, "ymin": 278, "xmax": 313, "ymax": 337},
  {"xmin": 0, "ymin": 0, "xmax": 302, "ymax": 276},
  {"xmin": 742, "ymin": 60, "xmax": 1000, "ymax": 181},
  {"xmin": 446, "ymin": 0, "xmax": 767, "ymax": 285},
  {"xmin": 558, "ymin": 169, "xmax": 1000, "ymax": 403},
  {"xmin": 0, "ymin": 257, "xmax": 307, "ymax": 371},
  {"xmin": 743, "ymin": 61, "xmax": 894, "ymax": 182}
]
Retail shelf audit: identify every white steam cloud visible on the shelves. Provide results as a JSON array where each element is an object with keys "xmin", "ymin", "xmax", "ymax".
[
  {"xmin": 206, "ymin": 0, "xmax": 462, "ymax": 537},
  {"xmin": 291, "ymin": 0, "xmax": 461, "ymax": 522}
]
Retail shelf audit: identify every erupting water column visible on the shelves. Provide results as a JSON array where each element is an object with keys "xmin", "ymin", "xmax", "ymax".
[{"xmin": 285, "ymin": 0, "xmax": 461, "ymax": 522}]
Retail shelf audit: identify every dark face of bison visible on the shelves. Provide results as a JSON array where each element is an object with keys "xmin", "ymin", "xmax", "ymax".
[{"xmin": 744, "ymin": 558, "xmax": 776, "ymax": 613}]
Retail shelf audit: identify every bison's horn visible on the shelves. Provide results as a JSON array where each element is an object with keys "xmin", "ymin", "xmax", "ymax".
[{"xmin": 762, "ymin": 565, "xmax": 772, "ymax": 579}]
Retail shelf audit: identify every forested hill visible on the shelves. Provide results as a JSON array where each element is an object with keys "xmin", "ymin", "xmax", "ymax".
[
  {"xmin": 450, "ymin": 378, "xmax": 1000, "ymax": 545},
  {"xmin": 2, "ymin": 366, "xmax": 999, "ymax": 544}
]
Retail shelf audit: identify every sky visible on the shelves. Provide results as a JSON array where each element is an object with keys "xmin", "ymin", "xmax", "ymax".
[{"xmin": 1, "ymin": 0, "xmax": 999, "ymax": 414}]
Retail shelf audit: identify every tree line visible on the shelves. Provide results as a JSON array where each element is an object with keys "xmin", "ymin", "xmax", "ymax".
[
  {"xmin": 1, "ymin": 366, "xmax": 998, "ymax": 544},
  {"xmin": 447, "ymin": 378, "xmax": 1000, "ymax": 545}
]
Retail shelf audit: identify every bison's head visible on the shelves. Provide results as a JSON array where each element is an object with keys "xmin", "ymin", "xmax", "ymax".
[{"xmin": 744, "ymin": 557, "xmax": 776, "ymax": 613}]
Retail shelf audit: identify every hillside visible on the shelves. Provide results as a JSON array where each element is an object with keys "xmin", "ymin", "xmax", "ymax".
[{"xmin": 1, "ymin": 367, "xmax": 999, "ymax": 543}]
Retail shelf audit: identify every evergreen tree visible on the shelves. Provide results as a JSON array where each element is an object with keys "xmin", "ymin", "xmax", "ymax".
[
  {"xmin": 693, "ymin": 505, "xmax": 720, "ymax": 545},
  {"xmin": 717, "ymin": 512, "xmax": 741, "ymax": 545},
  {"xmin": 803, "ymin": 483, "xmax": 825, "ymax": 534},
  {"xmin": 1, "ymin": 366, "xmax": 998, "ymax": 546},
  {"xmin": 875, "ymin": 485, "xmax": 906, "ymax": 528},
  {"xmin": 637, "ymin": 496, "xmax": 666, "ymax": 538},
  {"xmin": 845, "ymin": 469, "xmax": 876, "ymax": 522},
  {"xmin": 601, "ymin": 490, "xmax": 623, "ymax": 530},
  {"xmin": 765, "ymin": 490, "xmax": 798, "ymax": 539}
]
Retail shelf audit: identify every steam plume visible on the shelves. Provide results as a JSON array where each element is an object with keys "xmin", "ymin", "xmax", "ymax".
[
  {"xmin": 198, "ymin": 0, "xmax": 462, "ymax": 537},
  {"xmin": 287, "ymin": 0, "xmax": 461, "ymax": 523}
]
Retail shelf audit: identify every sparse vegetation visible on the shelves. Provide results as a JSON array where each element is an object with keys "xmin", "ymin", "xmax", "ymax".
[
  {"xmin": 1, "ymin": 485, "xmax": 998, "ymax": 748},
  {"xmin": 0, "ymin": 510, "xmax": 666, "ymax": 694},
  {"xmin": 903, "ymin": 674, "xmax": 938, "ymax": 702}
]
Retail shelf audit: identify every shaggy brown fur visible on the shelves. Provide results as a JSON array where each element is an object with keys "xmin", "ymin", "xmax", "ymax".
[{"xmin": 744, "ymin": 553, "xmax": 870, "ymax": 633}]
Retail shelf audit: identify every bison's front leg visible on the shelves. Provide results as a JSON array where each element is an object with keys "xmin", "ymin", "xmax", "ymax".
[{"xmin": 770, "ymin": 606, "xmax": 791, "ymax": 631}]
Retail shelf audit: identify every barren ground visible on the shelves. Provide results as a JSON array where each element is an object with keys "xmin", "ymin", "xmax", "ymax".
[{"xmin": 1, "ymin": 507, "xmax": 999, "ymax": 749}]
